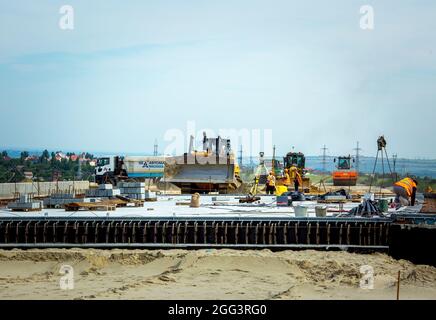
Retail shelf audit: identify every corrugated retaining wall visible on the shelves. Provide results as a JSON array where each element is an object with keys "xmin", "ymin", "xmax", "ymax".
[{"xmin": 0, "ymin": 181, "xmax": 90, "ymax": 198}]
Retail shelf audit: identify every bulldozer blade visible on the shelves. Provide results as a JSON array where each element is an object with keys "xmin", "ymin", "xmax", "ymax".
[{"xmin": 165, "ymin": 163, "xmax": 241, "ymax": 193}]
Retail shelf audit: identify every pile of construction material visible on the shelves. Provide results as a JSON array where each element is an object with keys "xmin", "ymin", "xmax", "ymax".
[
  {"xmin": 118, "ymin": 182, "xmax": 145, "ymax": 200},
  {"xmin": 43, "ymin": 193, "xmax": 84, "ymax": 208},
  {"xmin": 8, "ymin": 194, "xmax": 43, "ymax": 212},
  {"xmin": 85, "ymin": 184, "xmax": 121, "ymax": 198},
  {"xmin": 348, "ymin": 199, "xmax": 383, "ymax": 217}
]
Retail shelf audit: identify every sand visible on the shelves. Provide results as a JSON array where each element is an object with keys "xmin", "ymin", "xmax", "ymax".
[{"xmin": 0, "ymin": 249, "xmax": 435, "ymax": 300}]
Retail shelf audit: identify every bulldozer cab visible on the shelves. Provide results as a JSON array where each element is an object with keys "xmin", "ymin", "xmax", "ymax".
[
  {"xmin": 284, "ymin": 152, "xmax": 305, "ymax": 170},
  {"xmin": 283, "ymin": 152, "xmax": 310, "ymax": 192}
]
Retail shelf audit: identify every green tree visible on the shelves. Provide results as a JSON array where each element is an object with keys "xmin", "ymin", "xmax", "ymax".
[
  {"xmin": 39, "ymin": 149, "xmax": 49, "ymax": 163},
  {"xmin": 42, "ymin": 149, "xmax": 50, "ymax": 159},
  {"xmin": 20, "ymin": 151, "xmax": 29, "ymax": 164}
]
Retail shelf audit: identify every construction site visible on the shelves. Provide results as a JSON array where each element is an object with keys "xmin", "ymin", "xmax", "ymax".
[
  {"xmin": 0, "ymin": 133, "xmax": 435, "ymax": 300},
  {"xmin": 1, "ymin": 1, "xmax": 436, "ymax": 303}
]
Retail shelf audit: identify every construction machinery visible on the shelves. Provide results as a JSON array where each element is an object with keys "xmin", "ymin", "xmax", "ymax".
[
  {"xmin": 283, "ymin": 151, "xmax": 311, "ymax": 192},
  {"xmin": 95, "ymin": 156, "xmax": 166, "ymax": 185},
  {"xmin": 332, "ymin": 155, "xmax": 358, "ymax": 186},
  {"xmin": 239, "ymin": 152, "xmax": 268, "ymax": 203},
  {"xmin": 164, "ymin": 133, "xmax": 242, "ymax": 194}
]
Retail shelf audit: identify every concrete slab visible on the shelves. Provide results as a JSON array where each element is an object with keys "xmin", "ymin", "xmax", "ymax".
[{"xmin": 0, "ymin": 195, "xmax": 371, "ymax": 219}]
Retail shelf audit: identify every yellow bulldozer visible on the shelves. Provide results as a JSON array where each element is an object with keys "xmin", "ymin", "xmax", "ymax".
[
  {"xmin": 282, "ymin": 151, "xmax": 311, "ymax": 192},
  {"xmin": 164, "ymin": 133, "xmax": 242, "ymax": 194}
]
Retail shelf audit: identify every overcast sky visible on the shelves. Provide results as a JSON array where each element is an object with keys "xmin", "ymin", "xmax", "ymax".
[{"xmin": 0, "ymin": 0, "xmax": 435, "ymax": 158}]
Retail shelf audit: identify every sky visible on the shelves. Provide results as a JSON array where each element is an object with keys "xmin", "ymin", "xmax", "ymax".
[{"xmin": 0, "ymin": 0, "xmax": 435, "ymax": 159}]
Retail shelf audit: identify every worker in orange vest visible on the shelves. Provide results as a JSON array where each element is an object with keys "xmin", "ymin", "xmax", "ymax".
[
  {"xmin": 283, "ymin": 168, "xmax": 291, "ymax": 186},
  {"xmin": 266, "ymin": 171, "xmax": 276, "ymax": 195},
  {"xmin": 393, "ymin": 177, "xmax": 418, "ymax": 207},
  {"xmin": 289, "ymin": 163, "xmax": 303, "ymax": 192}
]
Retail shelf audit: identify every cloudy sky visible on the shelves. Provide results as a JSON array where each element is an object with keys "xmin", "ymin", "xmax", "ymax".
[{"xmin": 0, "ymin": 0, "xmax": 435, "ymax": 158}]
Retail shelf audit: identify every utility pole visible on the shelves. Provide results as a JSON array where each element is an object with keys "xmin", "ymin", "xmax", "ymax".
[
  {"xmin": 238, "ymin": 145, "xmax": 243, "ymax": 167},
  {"xmin": 272, "ymin": 145, "xmax": 276, "ymax": 174},
  {"xmin": 153, "ymin": 139, "xmax": 158, "ymax": 156},
  {"xmin": 354, "ymin": 141, "xmax": 362, "ymax": 173},
  {"xmin": 76, "ymin": 158, "xmax": 82, "ymax": 180},
  {"xmin": 392, "ymin": 153, "xmax": 398, "ymax": 180},
  {"xmin": 321, "ymin": 145, "xmax": 328, "ymax": 172}
]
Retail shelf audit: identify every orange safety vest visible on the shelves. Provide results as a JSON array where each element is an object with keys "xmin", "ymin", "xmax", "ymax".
[{"xmin": 394, "ymin": 177, "xmax": 417, "ymax": 197}]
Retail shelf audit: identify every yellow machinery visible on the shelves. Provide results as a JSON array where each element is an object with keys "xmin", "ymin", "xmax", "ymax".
[
  {"xmin": 165, "ymin": 133, "xmax": 242, "ymax": 194},
  {"xmin": 282, "ymin": 151, "xmax": 311, "ymax": 192}
]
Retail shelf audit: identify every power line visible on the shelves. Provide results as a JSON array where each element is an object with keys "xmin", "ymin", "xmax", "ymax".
[
  {"xmin": 321, "ymin": 145, "xmax": 328, "ymax": 172},
  {"xmin": 238, "ymin": 145, "xmax": 243, "ymax": 166},
  {"xmin": 153, "ymin": 139, "xmax": 158, "ymax": 156},
  {"xmin": 392, "ymin": 153, "xmax": 398, "ymax": 180},
  {"xmin": 353, "ymin": 141, "xmax": 362, "ymax": 172}
]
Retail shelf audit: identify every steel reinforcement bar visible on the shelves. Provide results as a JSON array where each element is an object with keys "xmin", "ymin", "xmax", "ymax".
[{"xmin": 0, "ymin": 217, "xmax": 390, "ymax": 250}]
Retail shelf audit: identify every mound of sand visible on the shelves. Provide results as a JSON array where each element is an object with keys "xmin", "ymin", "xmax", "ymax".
[{"xmin": 0, "ymin": 249, "xmax": 435, "ymax": 300}]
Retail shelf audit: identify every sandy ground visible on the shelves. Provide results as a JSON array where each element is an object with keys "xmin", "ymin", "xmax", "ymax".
[{"xmin": 0, "ymin": 249, "xmax": 435, "ymax": 300}]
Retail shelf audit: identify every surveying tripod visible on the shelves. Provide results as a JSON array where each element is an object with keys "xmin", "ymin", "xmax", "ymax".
[{"xmin": 369, "ymin": 136, "xmax": 395, "ymax": 193}]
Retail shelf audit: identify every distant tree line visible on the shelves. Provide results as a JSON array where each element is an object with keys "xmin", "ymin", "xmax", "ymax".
[{"xmin": 0, "ymin": 150, "xmax": 96, "ymax": 183}]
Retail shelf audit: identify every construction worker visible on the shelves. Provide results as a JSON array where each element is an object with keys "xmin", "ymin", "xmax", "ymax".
[
  {"xmin": 289, "ymin": 164, "xmax": 297, "ymax": 179},
  {"xmin": 283, "ymin": 168, "xmax": 291, "ymax": 186},
  {"xmin": 294, "ymin": 170, "xmax": 303, "ymax": 192},
  {"xmin": 289, "ymin": 164, "xmax": 303, "ymax": 192},
  {"xmin": 393, "ymin": 177, "xmax": 418, "ymax": 207},
  {"xmin": 266, "ymin": 171, "xmax": 276, "ymax": 195}
]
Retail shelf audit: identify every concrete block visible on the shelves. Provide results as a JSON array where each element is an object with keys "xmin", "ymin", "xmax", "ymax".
[
  {"xmin": 8, "ymin": 201, "xmax": 43, "ymax": 210},
  {"xmin": 111, "ymin": 189, "xmax": 121, "ymax": 196},
  {"xmin": 99, "ymin": 184, "xmax": 113, "ymax": 190},
  {"xmin": 145, "ymin": 191, "xmax": 156, "ymax": 199},
  {"xmin": 131, "ymin": 182, "xmax": 145, "ymax": 188},
  {"xmin": 19, "ymin": 194, "xmax": 29, "ymax": 203},
  {"xmin": 325, "ymin": 195, "xmax": 346, "ymax": 201}
]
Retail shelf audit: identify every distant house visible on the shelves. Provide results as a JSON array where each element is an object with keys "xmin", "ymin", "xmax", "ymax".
[
  {"xmin": 2, "ymin": 156, "xmax": 11, "ymax": 161},
  {"xmin": 54, "ymin": 152, "xmax": 68, "ymax": 161},
  {"xmin": 89, "ymin": 160, "xmax": 96, "ymax": 167},
  {"xmin": 25, "ymin": 155, "xmax": 39, "ymax": 163},
  {"xmin": 70, "ymin": 154, "xmax": 78, "ymax": 161}
]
